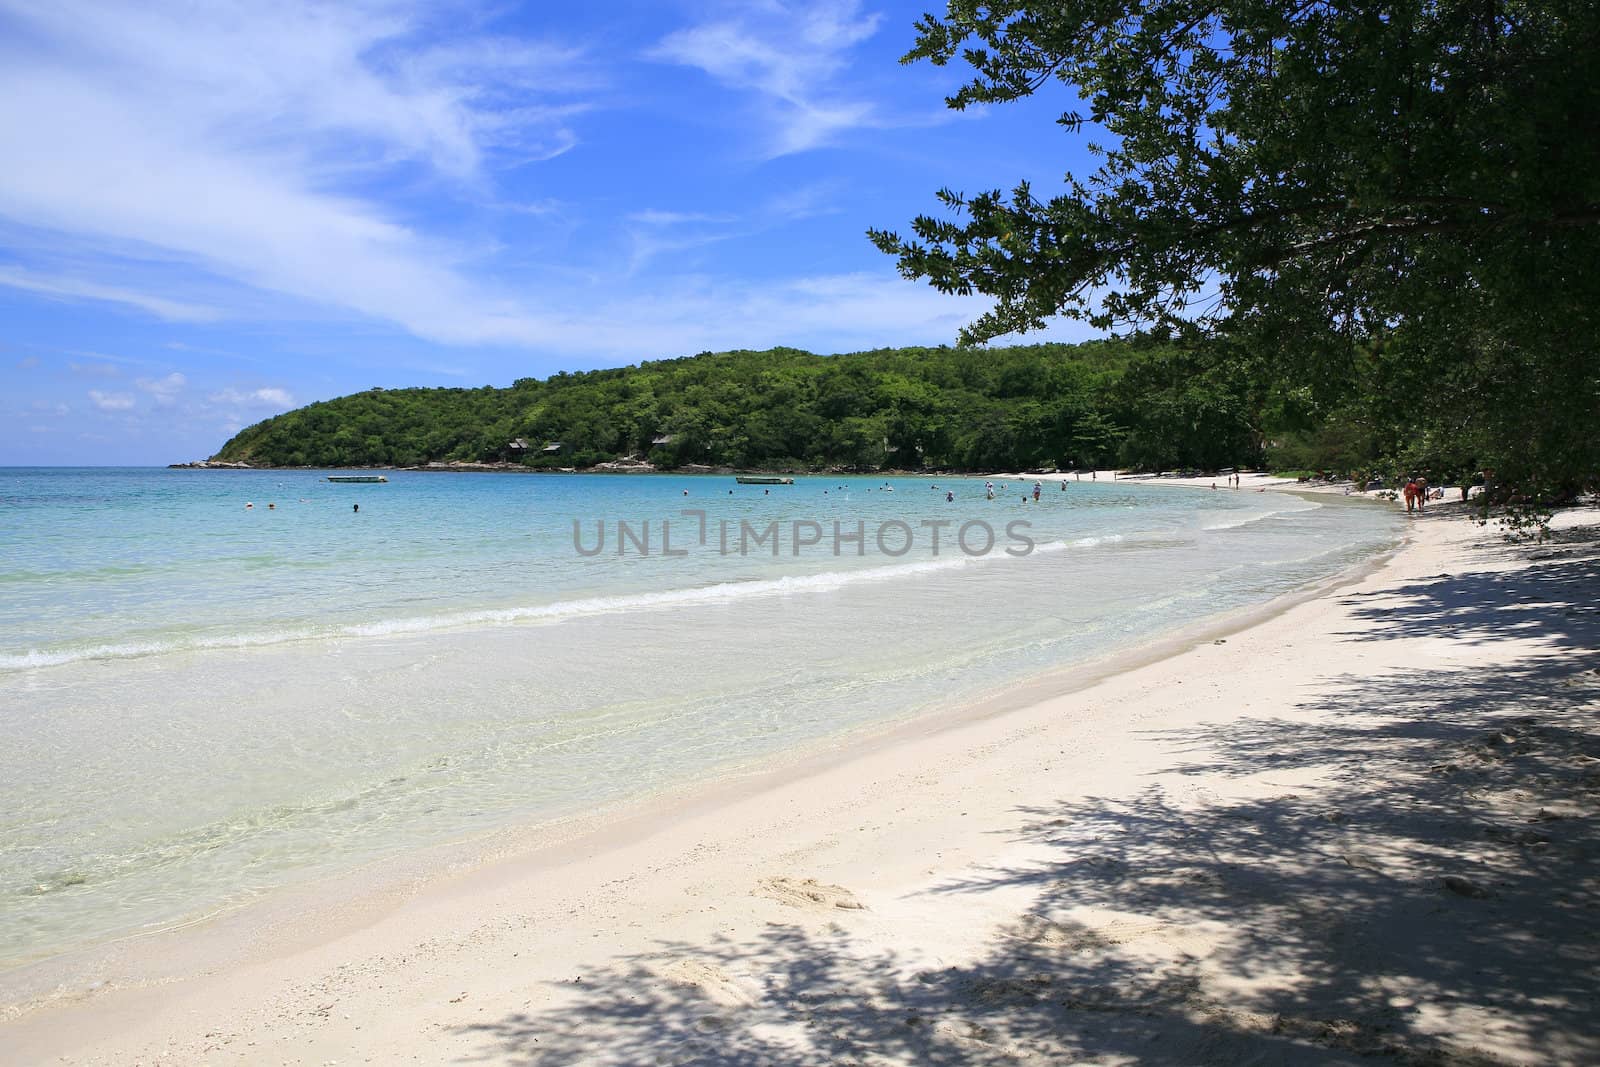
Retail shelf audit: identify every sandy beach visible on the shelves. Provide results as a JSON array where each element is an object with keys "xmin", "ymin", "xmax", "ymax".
[{"xmin": 4, "ymin": 492, "xmax": 1597, "ymax": 1066}]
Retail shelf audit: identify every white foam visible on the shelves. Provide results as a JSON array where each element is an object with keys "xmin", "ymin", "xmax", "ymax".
[{"xmin": 0, "ymin": 554, "xmax": 1000, "ymax": 672}]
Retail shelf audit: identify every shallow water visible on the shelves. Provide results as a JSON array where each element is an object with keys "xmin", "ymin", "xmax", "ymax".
[{"xmin": 0, "ymin": 468, "xmax": 1401, "ymax": 969}]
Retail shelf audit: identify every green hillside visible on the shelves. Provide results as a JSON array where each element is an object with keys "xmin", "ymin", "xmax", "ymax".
[{"xmin": 213, "ymin": 340, "xmax": 1263, "ymax": 473}]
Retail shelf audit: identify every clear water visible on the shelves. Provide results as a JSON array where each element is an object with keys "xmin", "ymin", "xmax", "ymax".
[{"xmin": 0, "ymin": 468, "xmax": 1401, "ymax": 970}]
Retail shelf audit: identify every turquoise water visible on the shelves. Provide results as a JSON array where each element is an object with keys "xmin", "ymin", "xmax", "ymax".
[{"xmin": 0, "ymin": 468, "xmax": 1401, "ymax": 971}]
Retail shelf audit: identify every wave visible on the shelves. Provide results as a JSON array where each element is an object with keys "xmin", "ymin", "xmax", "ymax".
[
  {"xmin": 0, "ymin": 551, "xmax": 1029, "ymax": 672},
  {"xmin": 0, "ymin": 525, "xmax": 1207, "ymax": 674},
  {"xmin": 1199, "ymin": 501, "xmax": 1321, "ymax": 531}
]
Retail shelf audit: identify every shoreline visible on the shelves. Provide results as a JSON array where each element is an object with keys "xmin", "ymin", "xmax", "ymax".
[{"xmin": 5, "ymin": 503, "xmax": 1595, "ymax": 1064}]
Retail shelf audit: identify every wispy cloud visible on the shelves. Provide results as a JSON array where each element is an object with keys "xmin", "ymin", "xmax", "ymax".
[
  {"xmin": 0, "ymin": 0, "xmax": 597, "ymax": 343},
  {"xmin": 649, "ymin": 0, "xmax": 882, "ymax": 156},
  {"xmin": 527, "ymin": 270, "xmax": 997, "ymax": 358},
  {"xmin": 0, "ymin": 264, "xmax": 221, "ymax": 322},
  {"xmin": 625, "ymin": 210, "xmax": 737, "ymax": 227},
  {"xmin": 620, "ymin": 184, "xmax": 846, "ymax": 273}
]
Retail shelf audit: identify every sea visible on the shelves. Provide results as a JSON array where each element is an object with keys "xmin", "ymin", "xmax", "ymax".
[{"xmin": 0, "ymin": 467, "xmax": 1402, "ymax": 975}]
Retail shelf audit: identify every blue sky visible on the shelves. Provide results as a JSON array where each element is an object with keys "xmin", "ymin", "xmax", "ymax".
[{"xmin": 1, "ymin": 0, "xmax": 1100, "ymax": 465}]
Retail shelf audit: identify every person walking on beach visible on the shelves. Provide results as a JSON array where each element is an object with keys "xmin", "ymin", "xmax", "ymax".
[{"xmin": 1402, "ymin": 479, "xmax": 1418, "ymax": 514}]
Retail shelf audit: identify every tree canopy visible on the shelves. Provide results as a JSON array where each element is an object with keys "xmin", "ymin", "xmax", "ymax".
[
  {"xmin": 213, "ymin": 341, "xmax": 1273, "ymax": 475},
  {"xmin": 870, "ymin": 1, "xmax": 1600, "ymax": 500}
]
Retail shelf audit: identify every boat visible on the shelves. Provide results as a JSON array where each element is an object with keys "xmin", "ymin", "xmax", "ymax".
[
  {"xmin": 735, "ymin": 476, "xmax": 794, "ymax": 485},
  {"xmin": 326, "ymin": 475, "xmax": 389, "ymax": 483}
]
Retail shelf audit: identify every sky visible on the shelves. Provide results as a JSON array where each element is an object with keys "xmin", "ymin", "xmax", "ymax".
[{"xmin": 0, "ymin": 0, "xmax": 1101, "ymax": 465}]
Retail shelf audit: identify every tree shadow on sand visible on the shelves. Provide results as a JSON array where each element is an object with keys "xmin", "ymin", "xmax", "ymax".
[{"xmin": 455, "ymin": 536, "xmax": 1598, "ymax": 1065}]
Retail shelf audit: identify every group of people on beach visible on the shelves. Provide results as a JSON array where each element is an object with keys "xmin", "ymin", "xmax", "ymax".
[{"xmin": 1402, "ymin": 476, "xmax": 1432, "ymax": 513}]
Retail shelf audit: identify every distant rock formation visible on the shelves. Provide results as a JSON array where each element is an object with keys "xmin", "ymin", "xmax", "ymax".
[{"xmin": 592, "ymin": 455, "xmax": 656, "ymax": 472}]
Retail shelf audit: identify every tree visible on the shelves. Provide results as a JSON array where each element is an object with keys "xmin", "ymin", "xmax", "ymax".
[{"xmin": 871, "ymin": 1, "xmax": 1600, "ymax": 498}]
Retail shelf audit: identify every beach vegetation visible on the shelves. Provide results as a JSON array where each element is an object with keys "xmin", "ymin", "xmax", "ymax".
[{"xmin": 870, "ymin": 0, "xmax": 1600, "ymax": 505}]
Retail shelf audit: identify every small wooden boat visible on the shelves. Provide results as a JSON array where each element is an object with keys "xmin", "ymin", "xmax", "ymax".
[
  {"xmin": 735, "ymin": 476, "xmax": 794, "ymax": 485},
  {"xmin": 326, "ymin": 475, "xmax": 389, "ymax": 483}
]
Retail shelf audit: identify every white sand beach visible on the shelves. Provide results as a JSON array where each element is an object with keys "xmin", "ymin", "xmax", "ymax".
[{"xmin": 4, "ymin": 496, "xmax": 1597, "ymax": 1065}]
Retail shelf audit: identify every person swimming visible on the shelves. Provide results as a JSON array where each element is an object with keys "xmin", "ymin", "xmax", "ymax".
[{"xmin": 946, "ymin": 490, "xmax": 954, "ymax": 502}]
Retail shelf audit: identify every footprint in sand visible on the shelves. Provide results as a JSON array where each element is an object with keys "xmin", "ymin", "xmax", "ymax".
[
  {"xmin": 756, "ymin": 876, "xmax": 866, "ymax": 911},
  {"xmin": 1011, "ymin": 911, "xmax": 1184, "ymax": 952},
  {"xmin": 656, "ymin": 958, "xmax": 760, "ymax": 1008}
]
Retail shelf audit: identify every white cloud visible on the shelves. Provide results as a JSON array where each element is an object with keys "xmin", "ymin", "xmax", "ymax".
[
  {"xmin": 0, "ymin": 265, "xmax": 220, "ymax": 322},
  {"xmin": 135, "ymin": 371, "xmax": 187, "ymax": 405},
  {"xmin": 87, "ymin": 389, "xmax": 135, "ymax": 411},
  {"xmin": 136, "ymin": 372, "xmax": 186, "ymax": 396},
  {"xmin": 0, "ymin": 0, "xmax": 596, "ymax": 344},
  {"xmin": 253, "ymin": 387, "xmax": 295, "ymax": 407},
  {"xmin": 208, "ymin": 387, "xmax": 295, "ymax": 409},
  {"xmin": 650, "ymin": 1, "xmax": 882, "ymax": 156}
]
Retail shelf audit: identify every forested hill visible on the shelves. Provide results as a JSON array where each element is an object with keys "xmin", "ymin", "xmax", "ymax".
[{"xmin": 212, "ymin": 340, "xmax": 1272, "ymax": 473}]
